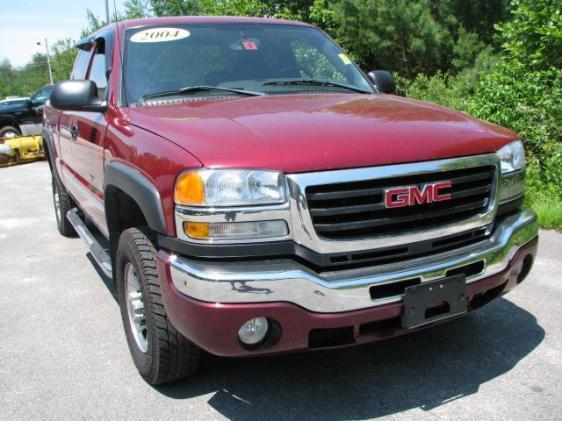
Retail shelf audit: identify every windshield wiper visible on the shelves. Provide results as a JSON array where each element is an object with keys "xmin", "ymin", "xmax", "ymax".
[
  {"xmin": 143, "ymin": 85, "xmax": 265, "ymax": 101},
  {"xmin": 263, "ymin": 79, "xmax": 371, "ymax": 94}
]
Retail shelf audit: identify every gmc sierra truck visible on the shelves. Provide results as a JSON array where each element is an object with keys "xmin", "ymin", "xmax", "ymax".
[{"xmin": 43, "ymin": 17, "xmax": 538, "ymax": 385}]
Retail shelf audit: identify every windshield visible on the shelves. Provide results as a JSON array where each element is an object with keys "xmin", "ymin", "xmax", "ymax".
[
  {"xmin": 31, "ymin": 86, "xmax": 53, "ymax": 104},
  {"xmin": 123, "ymin": 23, "xmax": 373, "ymax": 104}
]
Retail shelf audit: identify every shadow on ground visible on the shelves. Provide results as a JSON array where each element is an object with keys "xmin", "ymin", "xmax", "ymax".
[
  {"xmin": 84, "ymin": 253, "xmax": 544, "ymax": 419},
  {"xmin": 151, "ymin": 298, "xmax": 543, "ymax": 420}
]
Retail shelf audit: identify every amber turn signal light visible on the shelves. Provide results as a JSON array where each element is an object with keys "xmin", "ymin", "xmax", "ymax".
[
  {"xmin": 183, "ymin": 222, "xmax": 210, "ymax": 239},
  {"xmin": 175, "ymin": 172, "xmax": 205, "ymax": 205}
]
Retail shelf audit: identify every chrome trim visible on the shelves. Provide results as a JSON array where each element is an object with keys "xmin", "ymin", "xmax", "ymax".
[
  {"xmin": 173, "ymin": 154, "xmax": 519, "ymax": 250},
  {"xmin": 67, "ymin": 208, "xmax": 113, "ymax": 278},
  {"xmin": 287, "ymin": 154, "xmax": 500, "ymax": 254},
  {"xmin": 170, "ymin": 209, "xmax": 538, "ymax": 313},
  {"xmin": 175, "ymin": 203, "xmax": 292, "ymax": 243},
  {"xmin": 498, "ymin": 169, "xmax": 525, "ymax": 204}
]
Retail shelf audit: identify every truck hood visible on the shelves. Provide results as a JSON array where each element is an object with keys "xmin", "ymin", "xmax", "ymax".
[{"xmin": 127, "ymin": 94, "xmax": 517, "ymax": 173}]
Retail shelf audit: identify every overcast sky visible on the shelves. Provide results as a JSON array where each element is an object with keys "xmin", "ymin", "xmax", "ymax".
[{"xmin": 0, "ymin": 0, "xmax": 127, "ymax": 67}]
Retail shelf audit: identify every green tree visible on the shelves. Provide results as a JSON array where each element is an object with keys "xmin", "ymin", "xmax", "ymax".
[
  {"xmin": 496, "ymin": 0, "xmax": 562, "ymax": 70},
  {"xmin": 448, "ymin": 0, "xmax": 510, "ymax": 44},
  {"xmin": 124, "ymin": 0, "xmax": 152, "ymax": 18},
  {"xmin": 463, "ymin": 0, "xmax": 562, "ymax": 227},
  {"xmin": 0, "ymin": 60, "xmax": 17, "ymax": 98},
  {"xmin": 51, "ymin": 39, "xmax": 78, "ymax": 81},
  {"xmin": 150, "ymin": 0, "xmax": 273, "ymax": 16},
  {"xmin": 80, "ymin": 10, "xmax": 107, "ymax": 37},
  {"xmin": 451, "ymin": 28, "xmax": 486, "ymax": 70},
  {"xmin": 150, "ymin": 0, "xmax": 207, "ymax": 15},
  {"xmin": 327, "ymin": 0, "xmax": 457, "ymax": 77},
  {"xmin": 149, "ymin": 0, "xmax": 312, "ymax": 18},
  {"xmin": 466, "ymin": 0, "xmax": 562, "ymax": 184}
]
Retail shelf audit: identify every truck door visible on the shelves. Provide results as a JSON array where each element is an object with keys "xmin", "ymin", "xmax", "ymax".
[
  {"xmin": 58, "ymin": 46, "xmax": 92, "ymax": 177},
  {"xmin": 69, "ymin": 39, "xmax": 110, "ymax": 237}
]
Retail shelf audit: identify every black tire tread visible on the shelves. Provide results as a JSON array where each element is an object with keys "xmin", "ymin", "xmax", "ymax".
[
  {"xmin": 0, "ymin": 125, "xmax": 21, "ymax": 138},
  {"xmin": 118, "ymin": 227, "xmax": 200, "ymax": 385}
]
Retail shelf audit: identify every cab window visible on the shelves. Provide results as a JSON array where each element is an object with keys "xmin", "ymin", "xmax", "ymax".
[
  {"xmin": 71, "ymin": 48, "xmax": 92, "ymax": 80},
  {"xmin": 88, "ymin": 43, "xmax": 108, "ymax": 99}
]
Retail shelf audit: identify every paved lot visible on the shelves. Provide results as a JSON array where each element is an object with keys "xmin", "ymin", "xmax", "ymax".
[{"xmin": 1, "ymin": 161, "xmax": 561, "ymax": 420}]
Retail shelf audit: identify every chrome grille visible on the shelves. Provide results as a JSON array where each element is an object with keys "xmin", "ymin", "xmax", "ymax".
[{"xmin": 306, "ymin": 166, "xmax": 496, "ymax": 239}]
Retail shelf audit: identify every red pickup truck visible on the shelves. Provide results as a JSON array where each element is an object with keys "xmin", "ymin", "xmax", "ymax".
[{"xmin": 44, "ymin": 16, "xmax": 538, "ymax": 385}]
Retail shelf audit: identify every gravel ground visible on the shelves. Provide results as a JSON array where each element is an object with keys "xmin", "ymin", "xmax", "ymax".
[{"xmin": 1, "ymin": 161, "xmax": 561, "ymax": 420}]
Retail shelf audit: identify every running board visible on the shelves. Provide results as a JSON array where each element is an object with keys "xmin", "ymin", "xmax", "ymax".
[{"xmin": 67, "ymin": 209, "xmax": 113, "ymax": 278}]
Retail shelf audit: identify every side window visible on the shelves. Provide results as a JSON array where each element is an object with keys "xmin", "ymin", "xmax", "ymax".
[
  {"xmin": 71, "ymin": 49, "xmax": 92, "ymax": 80},
  {"xmin": 88, "ymin": 44, "xmax": 108, "ymax": 99}
]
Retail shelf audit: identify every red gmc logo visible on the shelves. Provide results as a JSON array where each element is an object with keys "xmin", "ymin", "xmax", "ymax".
[{"xmin": 384, "ymin": 181, "xmax": 452, "ymax": 208}]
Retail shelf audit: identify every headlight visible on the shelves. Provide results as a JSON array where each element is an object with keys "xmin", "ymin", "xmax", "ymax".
[
  {"xmin": 497, "ymin": 140, "xmax": 525, "ymax": 174},
  {"xmin": 175, "ymin": 169, "xmax": 287, "ymax": 207}
]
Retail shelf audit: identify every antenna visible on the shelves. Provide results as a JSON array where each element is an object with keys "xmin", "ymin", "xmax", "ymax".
[{"xmin": 105, "ymin": 0, "xmax": 110, "ymax": 23}]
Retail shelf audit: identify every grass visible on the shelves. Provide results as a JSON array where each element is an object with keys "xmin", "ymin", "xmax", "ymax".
[{"xmin": 527, "ymin": 195, "xmax": 562, "ymax": 231}]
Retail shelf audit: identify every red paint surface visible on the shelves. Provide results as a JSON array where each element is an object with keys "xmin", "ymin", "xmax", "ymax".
[
  {"xmin": 242, "ymin": 41, "xmax": 258, "ymax": 50},
  {"xmin": 157, "ymin": 238, "xmax": 537, "ymax": 357},
  {"xmin": 127, "ymin": 94, "xmax": 517, "ymax": 174},
  {"xmin": 46, "ymin": 16, "xmax": 520, "ymax": 236}
]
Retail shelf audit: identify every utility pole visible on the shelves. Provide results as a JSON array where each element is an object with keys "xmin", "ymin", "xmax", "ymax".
[
  {"xmin": 37, "ymin": 39, "xmax": 54, "ymax": 85},
  {"xmin": 105, "ymin": 0, "xmax": 110, "ymax": 23}
]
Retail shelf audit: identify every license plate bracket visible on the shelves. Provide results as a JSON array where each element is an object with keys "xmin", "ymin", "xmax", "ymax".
[{"xmin": 401, "ymin": 275, "xmax": 467, "ymax": 329}]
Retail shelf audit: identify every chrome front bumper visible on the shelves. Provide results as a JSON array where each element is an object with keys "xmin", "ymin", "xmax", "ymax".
[{"xmin": 169, "ymin": 209, "xmax": 538, "ymax": 313}]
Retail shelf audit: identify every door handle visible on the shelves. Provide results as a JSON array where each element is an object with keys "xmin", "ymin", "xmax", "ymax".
[{"xmin": 70, "ymin": 124, "xmax": 78, "ymax": 141}]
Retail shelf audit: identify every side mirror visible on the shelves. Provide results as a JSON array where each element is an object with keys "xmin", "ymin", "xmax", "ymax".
[
  {"xmin": 367, "ymin": 70, "xmax": 396, "ymax": 94},
  {"xmin": 50, "ymin": 80, "xmax": 107, "ymax": 112}
]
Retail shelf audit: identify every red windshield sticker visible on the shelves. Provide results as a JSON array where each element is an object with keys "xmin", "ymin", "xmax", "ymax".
[{"xmin": 242, "ymin": 41, "xmax": 258, "ymax": 50}]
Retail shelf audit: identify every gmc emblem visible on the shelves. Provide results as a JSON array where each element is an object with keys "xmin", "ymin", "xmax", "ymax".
[{"xmin": 384, "ymin": 181, "xmax": 452, "ymax": 208}]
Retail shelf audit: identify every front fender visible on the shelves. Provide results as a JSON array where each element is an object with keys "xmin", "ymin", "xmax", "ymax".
[
  {"xmin": 42, "ymin": 127, "xmax": 56, "ymax": 171},
  {"xmin": 104, "ymin": 161, "xmax": 167, "ymax": 234}
]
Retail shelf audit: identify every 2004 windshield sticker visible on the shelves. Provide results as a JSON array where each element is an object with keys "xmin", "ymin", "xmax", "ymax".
[{"xmin": 130, "ymin": 28, "xmax": 190, "ymax": 43}]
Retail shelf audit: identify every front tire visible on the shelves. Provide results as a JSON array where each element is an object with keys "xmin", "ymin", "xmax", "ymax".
[{"xmin": 116, "ymin": 228, "xmax": 201, "ymax": 385}]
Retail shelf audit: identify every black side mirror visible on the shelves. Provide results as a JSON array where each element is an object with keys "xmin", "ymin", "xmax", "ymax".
[
  {"xmin": 367, "ymin": 70, "xmax": 396, "ymax": 94},
  {"xmin": 50, "ymin": 80, "xmax": 107, "ymax": 112}
]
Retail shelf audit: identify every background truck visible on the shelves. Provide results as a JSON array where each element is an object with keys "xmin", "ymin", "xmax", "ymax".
[
  {"xmin": 0, "ymin": 85, "xmax": 53, "ymax": 138},
  {"xmin": 43, "ymin": 16, "xmax": 538, "ymax": 385}
]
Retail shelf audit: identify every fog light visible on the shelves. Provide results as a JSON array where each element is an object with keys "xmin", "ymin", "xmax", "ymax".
[{"xmin": 238, "ymin": 317, "xmax": 269, "ymax": 345}]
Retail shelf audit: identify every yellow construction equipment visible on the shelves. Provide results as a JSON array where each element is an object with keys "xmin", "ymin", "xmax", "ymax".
[{"xmin": 0, "ymin": 135, "xmax": 45, "ymax": 167}]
